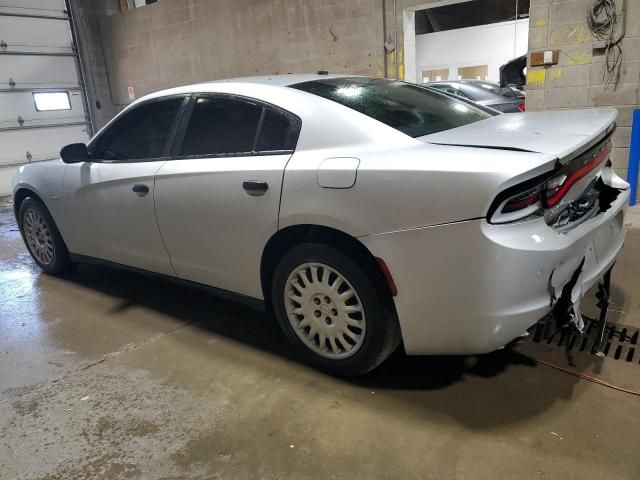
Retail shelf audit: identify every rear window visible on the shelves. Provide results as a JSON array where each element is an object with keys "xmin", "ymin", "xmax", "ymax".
[
  {"xmin": 473, "ymin": 81, "xmax": 523, "ymax": 99},
  {"xmin": 290, "ymin": 77, "xmax": 491, "ymax": 138}
]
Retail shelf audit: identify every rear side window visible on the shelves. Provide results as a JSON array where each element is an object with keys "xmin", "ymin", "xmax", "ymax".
[
  {"xmin": 180, "ymin": 96, "xmax": 300, "ymax": 156},
  {"xmin": 291, "ymin": 77, "xmax": 490, "ymax": 138},
  {"xmin": 256, "ymin": 109, "xmax": 297, "ymax": 151},
  {"xmin": 181, "ymin": 97, "xmax": 262, "ymax": 156},
  {"xmin": 91, "ymin": 98, "xmax": 183, "ymax": 161}
]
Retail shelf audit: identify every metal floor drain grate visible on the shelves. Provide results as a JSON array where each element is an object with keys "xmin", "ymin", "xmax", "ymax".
[{"xmin": 531, "ymin": 317, "xmax": 640, "ymax": 363}]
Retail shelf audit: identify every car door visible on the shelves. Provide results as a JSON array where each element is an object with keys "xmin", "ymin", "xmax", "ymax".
[
  {"xmin": 61, "ymin": 96, "xmax": 188, "ymax": 275},
  {"xmin": 154, "ymin": 94, "xmax": 301, "ymax": 298}
]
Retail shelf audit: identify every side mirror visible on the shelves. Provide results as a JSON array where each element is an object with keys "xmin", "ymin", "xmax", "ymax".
[{"xmin": 60, "ymin": 143, "xmax": 89, "ymax": 164}]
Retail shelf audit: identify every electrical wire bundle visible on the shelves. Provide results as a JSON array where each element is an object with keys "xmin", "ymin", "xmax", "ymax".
[{"xmin": 586, "ymin": 0, "xmax": 628, "ymax": 89}]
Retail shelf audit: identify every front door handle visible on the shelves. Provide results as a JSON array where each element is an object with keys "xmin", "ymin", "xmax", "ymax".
[
  {"xmin": 243, "ymin": 181, "xmax": 268, "ymax": 196},
  {"xmin": 132, "ymin": 184, "xmax": 149, "ymax": 196}
]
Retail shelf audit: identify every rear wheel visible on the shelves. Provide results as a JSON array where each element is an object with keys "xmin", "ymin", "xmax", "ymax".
[
  {"xmin": 272, "ymin": 243, "xmax": 400, "ymax": 375},
  {"xmin": 18, "ymin": 197, "xmax": 71, "ymax": 274}
]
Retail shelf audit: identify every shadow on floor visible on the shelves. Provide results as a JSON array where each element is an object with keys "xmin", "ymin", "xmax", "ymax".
[{"xmin": 40, "ymin": 259, "xmax": 605, "ymax": 429}]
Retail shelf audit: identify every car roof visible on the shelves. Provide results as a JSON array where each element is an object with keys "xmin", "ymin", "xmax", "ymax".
[
  {"xmin": 130, "ymin": 73, "xmax": 354, "ymax": 106},
  {"xmin": 102, "ymin": 74, "xmax": 420, "ymax": 152},
  {"xmin": 209, "ymin": 73, "xmax": 350, "ymax": 87}
]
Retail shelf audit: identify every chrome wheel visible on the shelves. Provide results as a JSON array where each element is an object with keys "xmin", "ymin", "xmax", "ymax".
[
  {"xmin": 23, "ymin": 207, "xmax": 54, "ymax": 265},
  {"xmin": 284, "ymin": 262, "xmax": 366, "ymax": 359}
]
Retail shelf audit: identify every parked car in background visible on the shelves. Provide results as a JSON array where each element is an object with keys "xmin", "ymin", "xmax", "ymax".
[
  {"xmin": 12, "ymin": 75, "xmax": 629, "ymax": 375},
  {"xmin": 500, "ymin": 55, "xmax": 527, "ymax": 91},
  {"xmin": 426, "ymin": 80, "xmax": 526, "ymax": 113}
]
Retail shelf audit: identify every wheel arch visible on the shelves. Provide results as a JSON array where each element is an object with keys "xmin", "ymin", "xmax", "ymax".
[
  {"xmin": 13, "ymin": 187, "xmax": 70, "ymax": 251},
  {"xmin": 260, "ymin": 224, "xmax": 397, "ymax": 316},
  {"xmin": 13, "ymin": 187, "xmax": 46, "ymax": 218}
]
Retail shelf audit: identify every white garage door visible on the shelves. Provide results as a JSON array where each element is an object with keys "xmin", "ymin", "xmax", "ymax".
[{"xmin": 0, "ymin": 0, "xmax": 91, "ymax": 195}]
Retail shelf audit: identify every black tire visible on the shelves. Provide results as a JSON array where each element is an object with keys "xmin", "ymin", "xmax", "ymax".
[
  {"xmin": 272, "ymin": 243, "xmax": 401, "ymax": 376},
  {"xmin": 18, "ymin": 197, "xmax": 71, "ymax": 274}
]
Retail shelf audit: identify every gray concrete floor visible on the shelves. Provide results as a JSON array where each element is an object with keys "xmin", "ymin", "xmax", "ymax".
[{"xmin": 1, "ymin": 196, "xmax": 640, "ymax": 480}]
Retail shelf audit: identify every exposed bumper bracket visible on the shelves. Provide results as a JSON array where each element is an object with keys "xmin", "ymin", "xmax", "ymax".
[
  {"xmin": 551, "ymin": 257, "xmax": 586, "ymax": 334},
  {"xmin": 551, "ymin": 260, "xmax": 614, "ymax": 357},
  {"xmin": 593, "ymin": 265, "xmax": 613, "ymax": 356}
]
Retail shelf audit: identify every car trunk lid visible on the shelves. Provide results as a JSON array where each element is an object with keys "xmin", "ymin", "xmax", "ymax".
[{"xmin": 419, "ymin": 107, "xmax": 617, "ymax": 164}]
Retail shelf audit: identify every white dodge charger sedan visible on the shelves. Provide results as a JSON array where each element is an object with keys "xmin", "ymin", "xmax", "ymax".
[{"xmin": 12, "ymin": 74, "xmax": 630, "ymax": 375}]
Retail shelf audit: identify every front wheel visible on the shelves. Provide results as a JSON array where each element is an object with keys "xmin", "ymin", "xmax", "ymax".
[
  {"xmin": 272, "ymin": 243, "xmax": 400, "ymax": 376},
  {"xmin": 18, "ymin": 197, "xmax": 71, "ymax": 274}
]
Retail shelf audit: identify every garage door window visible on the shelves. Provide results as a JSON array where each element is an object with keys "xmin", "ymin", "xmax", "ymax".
[
  {"xmin": 90, "ymin": 98, "xmax": 183, "ymax": 161},
  {"xmin": 33, "ymin": 92, "xmax": 71, "ymax": 112}
]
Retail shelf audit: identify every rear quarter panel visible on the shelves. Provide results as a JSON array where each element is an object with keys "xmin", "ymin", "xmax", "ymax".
[{"xmin": 279, "ymin": 143, "xmax": 557, "ymax": 236}]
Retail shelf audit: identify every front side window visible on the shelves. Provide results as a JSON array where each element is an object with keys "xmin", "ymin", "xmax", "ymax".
[
  {"xmin": 291, "ymin": 77, "xmax": 491, "ymax": 138},
  {"xmin": 91, "ymin": 98, "xmax": 183, "ymax": 161},
  {"xmin": 179, "ymin": 96, "xmax": 299, "ymax": 156}
]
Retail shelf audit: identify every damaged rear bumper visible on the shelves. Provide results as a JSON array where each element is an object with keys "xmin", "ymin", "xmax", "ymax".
[{"xmin": 359, "ymin": 186, "xmax": 629, "ymax": 356}]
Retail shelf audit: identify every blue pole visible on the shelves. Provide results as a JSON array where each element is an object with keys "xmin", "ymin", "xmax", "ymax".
[{"xmin": 628, "ymin": 109, "xmax": 640, "ymax": 206}]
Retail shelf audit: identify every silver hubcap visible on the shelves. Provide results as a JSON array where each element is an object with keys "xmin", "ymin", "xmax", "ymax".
[
  {"xmin": 284, "ymin": 262, "xmax": 366, "ymax": 359},
  {"xmin": 23, "ymin": 208, "xmax": 54, "ymax": 265}
]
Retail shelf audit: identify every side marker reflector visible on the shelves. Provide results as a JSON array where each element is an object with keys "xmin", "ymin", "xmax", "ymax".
[{"xmin": 376, "ymin": 257, "xmax": 398, "ymax": 297}]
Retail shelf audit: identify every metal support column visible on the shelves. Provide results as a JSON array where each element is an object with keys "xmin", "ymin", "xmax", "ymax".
[{"xmin": 628, "ymin": 109, "xmax": 640, "ymax": 206}]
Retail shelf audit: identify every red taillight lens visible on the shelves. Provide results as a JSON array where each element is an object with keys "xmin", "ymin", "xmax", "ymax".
[
  {"xmin": 501, "ymin": 187, "xmax": 541, "ymax": 213},
  {"xmin": 517, "ymin": 103, "xmax": 526, "ymax": 112},
  {"xmin": 489, "ymin": 178, "xmax": 548, "ymax": 223},
  {"xmin": 543, "ymin": 141, "xmax": 612, "ymax": 207}
]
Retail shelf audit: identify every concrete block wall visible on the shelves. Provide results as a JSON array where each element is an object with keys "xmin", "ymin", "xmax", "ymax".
[
  {"xmin": 526, "ymin": 0, "xmax": 640, "ymax": 201},
  {"xmin": 90, "ymin": 0, "xmax": 441, "ymax": 106},
  {"xmin": 97, "ymin": 0, "xmax": 388, "ymax": 106}
]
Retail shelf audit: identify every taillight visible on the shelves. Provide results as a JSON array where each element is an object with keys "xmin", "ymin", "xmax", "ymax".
[
  {"xmin": 543, "ymin": 140, "xmax": 612, "ymax": 207},
  {"xmin": 488, "ymin": 136, "xmax": 613, "ymax": 224},
  {"xmin": 489, "ymin": 175, "xmax": 550, "ymax": 224},
  {"xmin": 517, "ymin": 103, "xmax": 526, "ymax": 112},
  {"xmin": 502, "ymin": 186, "xmax": 541, "ymax": 213}
]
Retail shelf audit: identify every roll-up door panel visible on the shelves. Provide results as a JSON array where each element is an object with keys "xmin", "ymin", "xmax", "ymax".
[
  {"xmin": 0, "ymin": 91, "xmax": 85, "ymax": 127},
  {"xmin": 0, "ymin": 1, "xmax": 67, "ymax": 17},
  {"xmin": 0, "ymin": 56, "xmax": 80, "ymax": 88},
  {"xmin": 0, "ymin": 125, "xmax": 89, "ymax": 167},
  {"xmin": 0, "ymin": 17, "xmax": 73, "ymax": 54},
  {"xmin": 0, "ymin": 1, "xmax": 90, "ymax": 195}
]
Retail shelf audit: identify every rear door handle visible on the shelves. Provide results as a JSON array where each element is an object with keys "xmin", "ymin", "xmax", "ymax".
[
  {"xmin": 243, "ymin": 181, "xmax": 268, "ymax": 196},
  {"xmin": 132, "ymin": 184, "xmax": 149, "ymax": 196}
]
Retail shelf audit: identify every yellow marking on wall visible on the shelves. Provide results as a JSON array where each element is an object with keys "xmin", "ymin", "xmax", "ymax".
[
  {"xmin": 527, "ymin": 69, "xmax": 546, "ymax": 87},
  {"xmin": 398, "ymin": 64, "xmax": 404, "ymax": 80},
  {"xmin": 549, "ymin": 31, "xmax": 560, "ymax": 46},
  {"xmin": 534, "ymin": 19, "xmax": 546, "ymax": 27},
  {"xmin": 568, "ymin": 50, "xmax": 592, "ymax": 65},
  {"xmin": 568, "ymin": 25, "xmax": 591, "ymax": 43},
  {"xmin": 534, "ymin": 31, "xmax": 545, "ymax": 48},
  {"xmin": 549, "ymin": 68, "xmax": 562, "ymax": 81}
]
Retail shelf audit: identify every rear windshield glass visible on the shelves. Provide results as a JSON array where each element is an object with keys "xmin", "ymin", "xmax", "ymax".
[
  {"xmin": 473, "ymin": 81, "xmax": 522, "ymax": 98},
  {"xmin": 290, "ymin": 77, "xmax": 491, "ymax": 138}
]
